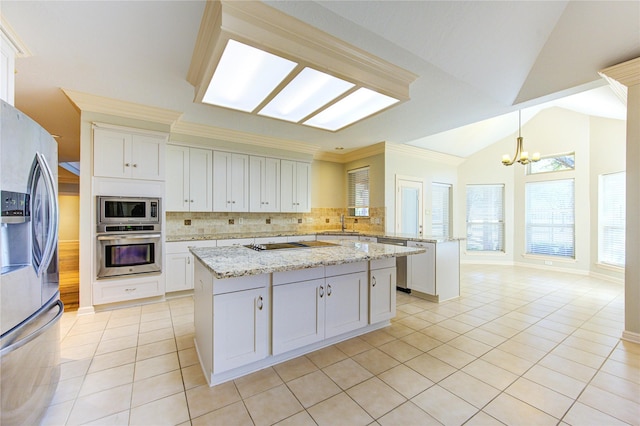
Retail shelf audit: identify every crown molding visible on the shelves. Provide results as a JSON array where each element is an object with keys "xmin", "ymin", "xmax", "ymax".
[
  {"xmin": 171, "ymin": 120, "xmax": 320, "ymax": 155},
  {"xmin": 386, "ymin": 143, "xmax": 466, "ymax": 166},
  {"xmin": 0, "ymin": 16, "xmax": 31, "ymax": 57},
  {"xmin": 188, "ymin": 0, "xmax": 418, "ymax": 105},
  {"xmin": 62, "ymin": 89, "xmax": 183, "ymax": 125},
  {"xmin": 600, "ymin": 57, "xmax": 640, "ymax": 88},
  {"xmin": 314, "ymin": 142, "xmax": 386, "ymax": 163}
]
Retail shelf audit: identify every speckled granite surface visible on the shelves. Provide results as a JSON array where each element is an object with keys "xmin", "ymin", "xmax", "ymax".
[
  {"xmin": 168, "ymin": 230, "xmax": 463, "ymax": 244},
  {"xmin": 190, "ymin": 240, "xmax": 425, "ymax": 279}
]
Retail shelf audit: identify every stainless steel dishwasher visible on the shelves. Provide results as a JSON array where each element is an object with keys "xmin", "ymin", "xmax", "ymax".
[{"xmin": 377, "ymin": 237, "xmax": 410, "ymax": 293}]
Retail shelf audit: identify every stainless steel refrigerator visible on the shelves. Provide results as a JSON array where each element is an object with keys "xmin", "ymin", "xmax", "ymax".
[{"xmin": 0, "ymin": 99, "xmax": 63, "ymax": 425}]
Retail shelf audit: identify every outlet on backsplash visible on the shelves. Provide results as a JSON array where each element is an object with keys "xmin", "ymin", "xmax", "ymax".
[
  {"xmin": 228, "ymin": 218, "xmax": 234, "ymax": 225},
  {"xmin": 266, "ymin": 218, "xmax": 271, "ymax": 224},
  {"xmin": 184, "ymin": 219, "xmax": 191, "ymax": 226},
  {"xmin": 297, "ymin": 218, "xmax": 302, "ymax": 224}
]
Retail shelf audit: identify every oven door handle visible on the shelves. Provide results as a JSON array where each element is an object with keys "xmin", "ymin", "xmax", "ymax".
[{"xmin": 97, "ymin": 233, "xmax": 162, "ymax": 241}]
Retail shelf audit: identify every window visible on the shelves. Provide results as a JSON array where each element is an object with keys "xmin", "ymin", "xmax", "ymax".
[
  {"xmin": 527, "ymin": 152, "xmax": 575, "ymax": 174},
  {"xmin": 466, "ymin": 184, "xmax": 504, "ymax": 251},
  {"xmin": 525, "ymin": 179, "xmax": 575, "ymax": 258},
  {"xmin": 348, "ymin": 167, "xmax": 369, "ymax": 216},
  {"xmin": 432, "ymin": 183, "xmax": 451, "ymax": 238},
  {"xmin": 599, "ymin": 172, "xmax": 625, "ymax": 267}
]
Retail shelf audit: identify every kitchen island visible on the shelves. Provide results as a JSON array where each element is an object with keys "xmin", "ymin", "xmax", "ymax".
[{"xmin": 191, "ymin": 240, "xmax": 423, "ymax": 386}]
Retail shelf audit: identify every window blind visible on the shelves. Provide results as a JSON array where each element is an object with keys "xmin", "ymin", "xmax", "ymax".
[
  {"xmin": 525, "ymin": 179, "xmax": 575, "ymax": 258},
  {"xmin": 348, "ymin": 167, "xmax": 369, "ymax": 217},
  {"xmin": 432, "ymin": 183, "xmax": 451, "ymax": 238},
  {"xmin": 466, "ymin": 184, "xmax": 504, "ymax": 251},
  {"xmin": 599, "ymin": 172, "xmax": 625, "ymax": 267}
]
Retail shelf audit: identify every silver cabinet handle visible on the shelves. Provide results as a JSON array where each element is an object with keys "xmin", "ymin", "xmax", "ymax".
[
  {"xmin": 133, "ymin": 164, "xmax": 138, "ymax": 168},
  {"xmin": 372, "ymin": 276, "xmax": 376, "ymax": 287},
  {"xmin": 319, "ymin": 285, "xmax": 324, "ymax": 297},
  {"xmin": 187, "ymin": 257, "xmax": 191, "ymax": 265},
  {"xmin": 184, "ymin": 199, "xmax": 188, "ymax": 203},
  {"xmin": 124, "ymin": 288, "xmax": 137, "ymax": 292},
  {"xmin": 327, "ymin": 284, "xmax": 332, "ymax": 296},
  {"xmin": 190, "ymin": 199, "xmax": 194, "ymax": 202},
  {"xmin": 232, "ymin": 201, "xmax": 236, "ymax": 204},
  {"xmin": 257, "ymin": 296, "xmax": 263, "ymax": 310},
  {"xmin": 227, "ymin": 201, "xmax": 231, "ymax": 204}
]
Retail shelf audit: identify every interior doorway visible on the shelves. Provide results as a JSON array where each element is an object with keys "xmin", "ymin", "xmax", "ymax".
[
  {"xmin": 58, "ymin": 166, "xmax": 80, "ymax": 311},
  {"xmin": 395, "ymin": 176, "xmax": 424, "ymax": 236}
]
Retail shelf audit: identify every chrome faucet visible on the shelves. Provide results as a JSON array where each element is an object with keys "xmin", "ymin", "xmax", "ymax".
[{"xmin": 340, "ymin": 214, "xmax": 345, "ymax": 232}]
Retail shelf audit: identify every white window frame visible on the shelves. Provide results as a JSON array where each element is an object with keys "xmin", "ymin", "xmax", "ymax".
[
  {"xmin": 432, "ymin": 182, "xmax": 452, "ymax": 238},
  {"xmin": 525, "ymin": 179, "xmax": 575, "ymax": 259},
  {"xmin": 466, "ymin": 184, "xmax": 504, "ymax": 252},
  {"xmin": 598, "ymin": 171, "xmax": 625, "ymax": 268},
  {"xmin": 348, "ymin": 166, "xmax": 369, "ymax": 217},
  {"xmin": 526, "ymin": 152, "xmax": 575, "ymax": 175}
]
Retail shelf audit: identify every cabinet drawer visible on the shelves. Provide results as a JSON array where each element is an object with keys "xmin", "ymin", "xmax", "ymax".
[
  {"xmin": 408, "ymin": 241, "xmax": 435, "ymax": 249},
  {"xmin": 166, "ymin": 240, "xmax": 215, "ymax": 254},
  {"xmin": 213, "ymin": 273, "xmax": 268, "ymax": 295},
  {"xmin": 273, "ymin": 266, "xmax": 324, "ymax": 286},
  {"xmin": 370, "ymin": 257, "xmax": 396, "ymax": 270},
  {"xmin": 93, "ymin": 276, "xmax": 163, "ymax": 304},
  {"xmin": 325, "ymin": 261, "xmax": 367, "ymax": 277}
]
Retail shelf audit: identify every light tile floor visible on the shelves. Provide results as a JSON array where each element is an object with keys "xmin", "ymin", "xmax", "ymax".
[{"xmin": 42, "ymin": 265, "xmax": 640, "ymax": 425}]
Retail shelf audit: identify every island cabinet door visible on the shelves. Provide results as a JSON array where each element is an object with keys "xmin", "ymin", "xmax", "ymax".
[
  {"xmin": 324, "ymin": 272, "xmax": 368, "ymax": 338},
  {"xmin": 369, "ymin": 267, "xmax": 397, "ymax": 324},
  {"xmin": 212, "ymin": 288, "xmax": 268, "ymax": 373},
  {"xmin": 407, "ymin": 241, "xmax": 435, "ymax": 294},
  {"xmin": 272, "ymin": 278, "xmax": 325, "ymax": 355}
]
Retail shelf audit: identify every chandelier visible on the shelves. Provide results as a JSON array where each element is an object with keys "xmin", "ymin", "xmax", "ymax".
[{"xmin": 502, "ymin": 110, "xmax": 540, "ymax": 166}]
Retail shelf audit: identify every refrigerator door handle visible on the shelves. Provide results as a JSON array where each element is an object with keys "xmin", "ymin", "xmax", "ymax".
[
  {"xmin": 0, "ymin": 299, "xmax": 63, "ymax": 357},
  {"xmin": 29, "ymin": 153, "xmax": 59, "ymax": 277}
]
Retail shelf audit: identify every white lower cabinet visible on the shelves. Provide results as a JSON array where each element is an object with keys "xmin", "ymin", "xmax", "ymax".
[
  {"xmin": 272, "ymin": 276, "xmax": 325, "ymax": 354},
  {"xmin": 166, "ymin": 253, "xmax": 193, "ymax": 292},
  {"xmin": 407, "ymin": 241, "xmax": 436, "ymax": 294},
  {"xmin": 407, "ymin": 240, "xmax": 460, "ymax": 302},
  {"xmin": 369, "ymin": 258, "xmax": 397, "ymax": 323},
  {"xmin": 272, "ymin": 263, "xmax": 367, "ymax": 355},
  {"xmin": 325, "ymin": 264, "xmax": 368, "ymax": 338},
  {"xmin": 92, "ymin": 275, "xmax": 164, "ymax": 305},
  {"xmin": 194, "ymin": 261, "xmax": 268, "ymax": 379}
]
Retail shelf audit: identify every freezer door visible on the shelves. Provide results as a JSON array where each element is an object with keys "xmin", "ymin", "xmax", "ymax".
[
  {"xmin": 0, "ymin": 298, "xmax": 62, "ymax": 426},
  {"xmin": 28, "ymin": 152, "xmax": 59, "ymax": 304}
]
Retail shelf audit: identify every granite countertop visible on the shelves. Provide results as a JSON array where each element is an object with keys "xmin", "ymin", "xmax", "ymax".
[
  {"xmin": 166, "ymin": 231, "xmax": 315, "ymax": 242},
  {"xmin": 168, "ymin": 230, "xmax": 464, "ymax": 244},
  {"xmin": 190, "ymin": 239, "xmax": 425, "ymax": 279}
]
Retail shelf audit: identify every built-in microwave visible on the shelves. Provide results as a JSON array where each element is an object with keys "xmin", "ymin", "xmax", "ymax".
[{"xmin": 97, "ymin": 196, "xmax": 160, "ymax": 233}]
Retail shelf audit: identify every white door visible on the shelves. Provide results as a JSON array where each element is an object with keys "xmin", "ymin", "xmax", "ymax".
[{"xmin": 396, "ymin": 177, "xmax": 424, "ymax": 236}]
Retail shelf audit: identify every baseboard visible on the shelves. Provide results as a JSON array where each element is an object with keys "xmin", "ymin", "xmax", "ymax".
[
  {"xmin": 622, "ymin": 330, "xmax": 640, "ymax": 344},
  {"xmin": 76, "ymin": 306, "xmax": 95, "ymax": 316}
]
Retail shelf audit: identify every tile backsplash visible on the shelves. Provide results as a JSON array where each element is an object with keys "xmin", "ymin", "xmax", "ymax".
[{"xmin": 165, "ymin": 207, "xmax": 385, "ymax": 237}]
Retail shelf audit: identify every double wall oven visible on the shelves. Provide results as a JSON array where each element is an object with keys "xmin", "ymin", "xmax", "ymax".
[{"xmin": 96, "ymin": 196, "xmax": 162, "ymax": 279}]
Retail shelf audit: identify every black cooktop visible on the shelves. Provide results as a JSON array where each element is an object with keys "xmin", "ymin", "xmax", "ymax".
[{"xmin": 245, "ymin": 240, "xmax": 338, "ymax": 251}]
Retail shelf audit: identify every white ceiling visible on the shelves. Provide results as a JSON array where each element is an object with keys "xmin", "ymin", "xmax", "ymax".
[{"xmin": 1, "ymin": 1, "xmax": 638, "ymax": 163}]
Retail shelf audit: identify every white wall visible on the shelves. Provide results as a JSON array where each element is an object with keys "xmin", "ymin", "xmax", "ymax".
[
  {"xmin": 458, "ymin": 106, "xmax": 626, "ymax": 279},
  {"xmin": 385, "ymin": 146, "xmax": 460, "ymax": 235}
]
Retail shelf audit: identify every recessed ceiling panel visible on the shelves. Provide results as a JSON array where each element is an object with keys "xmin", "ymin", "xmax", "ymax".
[
  {"xmin": 304, "ymin": 88, "xmax": 399, "ymax": 131},
  {"xmin": 202, "ymin": 40, "xmax": 297, "ymax": 112},
  {"xmin": 258, "ymin": 67, "xmax": 355, "ymax": 123}
]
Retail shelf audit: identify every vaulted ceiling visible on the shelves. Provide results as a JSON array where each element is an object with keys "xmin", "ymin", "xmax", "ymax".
[{"xmin": 2, "ymin": 1, "xmax": 638, "ymax": 162}]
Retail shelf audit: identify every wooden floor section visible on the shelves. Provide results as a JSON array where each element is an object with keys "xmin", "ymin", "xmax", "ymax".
[{"xmin": 59, "ymin": 240, "xmax": 79, "ymax": 312}]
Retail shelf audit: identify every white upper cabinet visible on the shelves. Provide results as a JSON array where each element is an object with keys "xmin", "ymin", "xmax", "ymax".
[
  {"xmin": 249, "ymin": 156, "xmax": 280, "ymax": 212},
  {"xmin": 281, "ymin": 160, "xmax": 310, "ymax": 212},
  {"xmin": 166, "ymin": 145, "xmax": 213, "ymax": 212},
  {"xmin": 213, "ymin": 151, "xmax": 249, "ymax": 212},
  {"xmin": 93, "ymin": 126, "xmax": 166, "ymax": 181}
]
